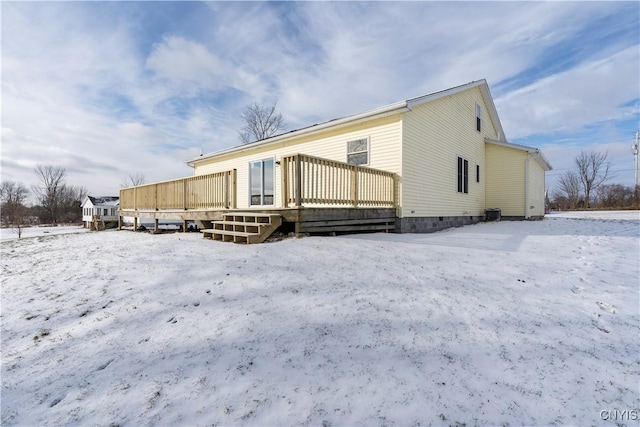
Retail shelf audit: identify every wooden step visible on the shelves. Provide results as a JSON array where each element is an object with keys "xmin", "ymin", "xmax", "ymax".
[
  {"xmin": 201, "ymin": 213, "xmax": 281, "ymax": 244},
  {"xmin": 213, "ymin": 221, "xmax": 273, "ymax": 227},
  {"xmin": 201, "ymin": 229, "xmax": 258, "ymax": 244}
]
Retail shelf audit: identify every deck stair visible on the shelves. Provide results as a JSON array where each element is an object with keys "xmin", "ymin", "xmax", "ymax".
[
  {"xmin": 91, "ymin": 215, "xmax": 105, "ymax": 231},
  {"xmin": 201, "ymin": 212, "xmax": 282, "ymax": 244}
]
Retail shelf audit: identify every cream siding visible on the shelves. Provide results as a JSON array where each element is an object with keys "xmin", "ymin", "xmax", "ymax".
[
  {"xmin": 401, "ymin": 86, "xmax": 497, "ymax": 217},
  {"xmin": 192, "ymin": 115, "xmax": 402, "ymax": 209},
  {"xmin": 527, "ymin": 160, "xmax": 546, "ymax": 217},
  {"xmin": 485, "ymin": 144, "xmax": 527, "ymax": 217}
]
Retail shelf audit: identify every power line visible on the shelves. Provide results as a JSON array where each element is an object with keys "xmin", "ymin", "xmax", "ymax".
[{"xmin": 546, "ymin": 167, "xmax": 640, "ymax": 177}]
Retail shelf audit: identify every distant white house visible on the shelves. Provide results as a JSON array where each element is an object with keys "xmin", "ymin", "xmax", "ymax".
[{"xmin": 80, "ymin": 196, "xmax": 119, "ymax": 228}]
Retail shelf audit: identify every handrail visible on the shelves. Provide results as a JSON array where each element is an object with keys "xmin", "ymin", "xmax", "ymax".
[
  {"xmin": 120, "ymin": 154, "xmax": 396, "ymax": 212},
  {"xmin": 281, "ymin": 154, "xmax": 397, "ymax": 208},
  {"xmin": 119, "ymin": 170, "xmax": 237, "ymax": 210}
]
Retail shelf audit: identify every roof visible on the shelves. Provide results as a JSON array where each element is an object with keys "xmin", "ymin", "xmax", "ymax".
[
  {"xmin": 187, "ymin": 79, "xmax": 505, "ymax": 166},
  {"xmin": 485, "ymin": 138, "xmax": 553, "ymax": 171},
  {"xmin": 82, "ymin": 196, "xmax": 120, "ymax": 207}
]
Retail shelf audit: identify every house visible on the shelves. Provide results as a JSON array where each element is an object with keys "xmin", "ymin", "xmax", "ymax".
[
  {"xmin": 81, "ymin": 196, "xmax": 119, "ymax": 229},
  {"xmin": 119, "ymin": 79, "xmax": 551, "ymax": 241}
]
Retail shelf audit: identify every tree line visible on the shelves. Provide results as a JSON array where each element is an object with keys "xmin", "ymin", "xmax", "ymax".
[
  {"xmin": 1, "ymin": 165, "xmax": 88, "ymax": 236},
  {"xmin": 1, "ymin": 98, "xmax": 279, "ymax": 237},
  {"xmin": 551, "ymin": 150, "xmax": 638, "ymax": 210}
]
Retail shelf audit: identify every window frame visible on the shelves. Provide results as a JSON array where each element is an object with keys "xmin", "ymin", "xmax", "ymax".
[
  {"xmin": 476, "ymin": 164, "xmax": 480, "ymax": 183},
  {"xmin": 346, "ymin": 137, "xmax": 370, "ymax": 166},
  {"xmin": 457, "ymin": 156, "xmax": 469, "ymax": 194},
  {"xmin": 249, "ymin": 157, "xmax": 275, "ymax": 206},
  {"xmin": 475, "ymin": 102, "xmax": 481, "ymax": 132}
]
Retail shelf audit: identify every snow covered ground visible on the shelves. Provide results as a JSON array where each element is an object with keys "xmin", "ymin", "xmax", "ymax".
[
  {"xmin": 0, "ymin": 225, "xmax": 89, "ymax": 242},
  {"xmin": 1, "ymin": 212, "xmax": 639, "ymax": 426}
]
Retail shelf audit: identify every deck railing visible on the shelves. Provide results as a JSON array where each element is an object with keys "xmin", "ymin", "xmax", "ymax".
[
  {"xmin": 281, "ymin": 154, "xmax": 397, "ymax": 208},
  {"xmin": 119, "ymin": 170, "xmax": 237, "ymax": 210}
]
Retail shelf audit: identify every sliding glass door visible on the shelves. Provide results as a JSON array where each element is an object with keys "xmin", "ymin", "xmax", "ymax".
[{"xmin": 249, "ymin": 158, "xmax": 274, "ymax": 206}]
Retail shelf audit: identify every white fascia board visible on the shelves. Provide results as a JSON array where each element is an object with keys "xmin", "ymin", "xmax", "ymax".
[
  {"xmin": 186, "ymin": 102, "xmax": 409, "ymax": 167},
  {"xmin": 406, "ymin": 79, "xmax": 486, "ymax": 109},
  {"xmin": 485, "ymin": 138, "xmax": 553, "ymax": 171},
  {"xmin": 478, "ymin": 84, "xmax": 506, "ymax": 142}
]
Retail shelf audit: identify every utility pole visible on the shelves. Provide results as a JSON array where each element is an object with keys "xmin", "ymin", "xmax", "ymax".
[{"xmin": 633, "ymin": 131, "xmax": 639, "ymax": 208}]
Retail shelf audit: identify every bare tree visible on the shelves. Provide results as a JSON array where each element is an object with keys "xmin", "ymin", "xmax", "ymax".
[
  {"xmin": 556, "ymin": 171, "xmax": 581, "ymax": 210},
  {"xmin": 121, "ymin": 173, "xmax": 146, "ymax": 188},
  {"xmin": 238, "ymin": 101, "xmax": 285, "ymax": 144},
  {"xmin": 575, "ymin": 150, "xmax": 613, "ymax": 208},
  {"xmin": 0, "ymin": 180, "xmax": 30, "ymax": 238},
  {"xmin": 595, "ymin": 183, "xmax": 634, "ymax": 208},
  {"xmin": 32, "ymin": 165, "xmax": 66, "ymax": 224},
  {"xmin": 59, "ymin": 185, "xmax": 88, "ymax": 223}
]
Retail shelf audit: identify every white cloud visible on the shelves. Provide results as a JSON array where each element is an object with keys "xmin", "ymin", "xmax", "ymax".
[
  {"xmin": 146, "ymin": 36, "xmax": 229, "ymax": 90},
  {"xmin": 1, "ymin": 1, "xmax": 637, "ymax": 200},
  {"xmin": 497, "ymin": 45, "xmax": 639, "ymax": 139}
]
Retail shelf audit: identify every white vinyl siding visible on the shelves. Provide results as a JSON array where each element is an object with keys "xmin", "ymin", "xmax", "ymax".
[
  {"xmin": 192, "ymin": 115, "xmax": 402, "ymax": 209},
  {"xmin": 401, "ymin": 86, "xmax": 496, "ymax": 217}
]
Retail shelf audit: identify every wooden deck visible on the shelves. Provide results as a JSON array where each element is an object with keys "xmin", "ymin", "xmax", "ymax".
[
  {"xmin": 118, "ymin": 206, "xmax": 397, "ymax": 234},
  {"xmin": 119, "ymin": 154, "xmax": 398, "ymax": 235}
]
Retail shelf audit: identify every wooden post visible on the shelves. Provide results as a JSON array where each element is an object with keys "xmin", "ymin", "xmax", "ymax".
[
  {"xmin": 350, "ymin": 166, "xmax": 358, "ymax": 207},
  {"xmin": 133, "ymin": 217, "xmax": 138, "ymax": 231},
  {"xmin": 154, "ymin": 218, "xmax": 159, "ymax": 232},
  {"xmin": 231, "ymin": 169, "xmax": 237, "ymax": 209},
  {"xmin": 118, "ymin": 215, "xmax": 122, "ymax": 230},
  {"xmin": 183, "ymin": 179, "xmax": 187, "ymax": 210},
  {"xmin": 182, "ymin": 220, "xmax": 188, "ymax": 233},
  {"xmin": 224, "ymin": 171, "xmax": 229, "ymax": 209},
  {"xmin": 393, "ymin": 174, "xmax": 399, "ymax": 208},
  {"xmin": 295, "ymin": 154, "xmax": 302, "ymax": 207},
  {"xmin": 281, "ymin": 157, "xmax": 289, "ymax": 208}
]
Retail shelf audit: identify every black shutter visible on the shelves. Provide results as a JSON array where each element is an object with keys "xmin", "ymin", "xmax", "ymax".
[
  {"xmin": 463, "ymin": 159, "xmax": 469, "ymax": 193},
  {"xmin": 457, "ymin": 157, "xmax": 463, "ymax": 192}
]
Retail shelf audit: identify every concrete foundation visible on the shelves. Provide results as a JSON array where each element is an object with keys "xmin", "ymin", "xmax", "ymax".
[{"xmin": 396, "ymin": 215, "xmax": 485, "ymax": 233}]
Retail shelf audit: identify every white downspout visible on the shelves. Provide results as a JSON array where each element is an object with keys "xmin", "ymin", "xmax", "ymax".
[{"xmin": 524, "ymin": 155, "xmax": 530, "ymax": 219}]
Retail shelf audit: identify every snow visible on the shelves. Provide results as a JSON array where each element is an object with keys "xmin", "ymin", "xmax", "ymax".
[
  {"xmin": 1, "ymin": 212, "xmax": 639, "ymax": 426},
  {"xmin": 0, "ymin": 225, "xmax": 89, "ymax": 242}
]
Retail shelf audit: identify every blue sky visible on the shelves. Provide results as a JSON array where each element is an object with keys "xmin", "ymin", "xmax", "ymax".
[{"xmin": 2, "ymin": 1, "xmax": 639, "ymax": 199}]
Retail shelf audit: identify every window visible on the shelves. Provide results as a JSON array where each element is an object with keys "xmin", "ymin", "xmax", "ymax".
[
  {"xmin": 347, "ymin": 137, "xmax": 369, "ymax": 165},
  {"xmin": 475, "ymin": 102, "xmax": 481, "ymax": 132},
  {"xmin": 249, "ymin": 158, "xmax": 274, "ymax": 205},
  {"xmin": 476, "ymin": 164, "xmax": 480, "ymax": 183},
  {"xmin": 457, "ymin": 156, "xmax": 468, "ymax": 193}
]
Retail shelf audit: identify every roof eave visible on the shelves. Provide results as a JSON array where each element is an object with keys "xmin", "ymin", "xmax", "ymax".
[
  {"xmin": 186, "ymin": 101, "xmax": 409, "ymax": 166},
  {"xmin": 485, "ymin": 138, "xmax": 553, "ymax": 171}
]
